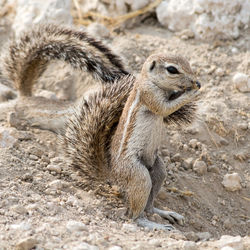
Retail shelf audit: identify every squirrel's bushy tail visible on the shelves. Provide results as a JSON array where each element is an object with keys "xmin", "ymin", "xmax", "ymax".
[
  {"xmin": 2, "ymin": 24, "xmax": 129, "ymax": 96},
  {"xmin": 63, "ymin": 75, "xmax": 135, "ymax": 183}
]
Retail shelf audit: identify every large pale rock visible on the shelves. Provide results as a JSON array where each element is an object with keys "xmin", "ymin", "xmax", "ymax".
[
  {"xmin": 13, "ymin": 0, "xmax": 72, "ymax": 36},
  {"xmin": 222, "ymin": 173, "xmax": 242, "ymax": 191},
  {"xmin": 0, "ymin": 127, "xmax": 17, "ymax": 148},
  {"xmin": 233, "ymin": 73, "xmax": 250, "ymax": 93},
  {"xmin": 156, "ymin": 0, "xmax": 250, "ymax": 40},
  {"xmin": 217, "ymin": 235, "xmax": 243, "ymax": 250}
]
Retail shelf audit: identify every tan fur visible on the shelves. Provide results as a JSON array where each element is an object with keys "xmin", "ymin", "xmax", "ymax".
[
  {"xmin": 2, "ymin": 24, "xmax": 201, "ymax": 229},
  {"xmin": 110, "ymin": 54, "xmax": 200, "ymax": 219}
]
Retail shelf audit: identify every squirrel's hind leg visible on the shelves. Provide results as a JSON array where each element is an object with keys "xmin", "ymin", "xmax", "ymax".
[{"xmin": 145, "ymin": 155, "xmax": 185, "ymax": 226}]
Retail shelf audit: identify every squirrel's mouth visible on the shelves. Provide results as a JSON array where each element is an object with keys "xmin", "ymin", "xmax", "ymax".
[
  {"xmin": 168, "ymin": 86, "xmax": 195, "ymax": 101},
  {"xmin": 168, "ymin": 90, "xmax": 185, "ymax": 100}
]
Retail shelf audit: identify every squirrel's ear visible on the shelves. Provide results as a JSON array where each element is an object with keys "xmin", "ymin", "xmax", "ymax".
[{"xmin": 149, "ymin": 60, "xmax": 156, "ymax": 71}]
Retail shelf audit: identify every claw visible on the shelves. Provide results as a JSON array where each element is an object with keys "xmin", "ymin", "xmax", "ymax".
[
  {"xmin": 136, "ymin": 217, "xmax": 176, "ymax": 232},
  {"xmin": 153, "ymin": 208, "xmax": 185, "ymax": 226}
]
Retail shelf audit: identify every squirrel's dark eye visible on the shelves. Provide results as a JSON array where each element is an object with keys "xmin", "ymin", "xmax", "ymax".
[{"xmin": 166, "ymin": 66, "xmax": 179, "ymax": 74}]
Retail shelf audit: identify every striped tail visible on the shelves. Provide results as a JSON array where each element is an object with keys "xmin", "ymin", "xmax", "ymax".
[{"xmin": 2, "ymin": 24, "xmax": 129, "ymax": 97}]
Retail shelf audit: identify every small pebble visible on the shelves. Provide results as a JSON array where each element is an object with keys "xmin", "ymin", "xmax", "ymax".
[
  {"xmin": 47, "ymin": 164, "xmax": 62, "ymax": 174},
  {"xmin": 182, "ymin": 157, "xmax": 194, "ymax": 170},
  {"xmin": 207, "ymin": 165, "xmax": 220, "ymax": 174},
  {"xmin": 222, "ymin": 173, "xmax": 242, "ymax": 191},
  {"xmin": 48, "ymin": 180, "xmax": 63, "ymax": 190},
  {"xmin": 189, "ymin": 139, "xmax": 198, "ymax": 149},
  {"xmin": 66, "ymin": 220, "xmax": 87, "ymax": 232},
  {"xmin": 223, "ymin": 218, "xmax": 233, "ymax": 230},
  {"xmin": 29, "ymin": 154, "xmax": 39, "ymax": 161},
  {"xmin": 122, "ymin": 223, "xmax": 137, "ymax": 232},
  {"xmin": 172, "ymin": 153, "xmax": 182, "ymax": 162},
  {"xmin": 215, "ymin": 67, "xmax": 224, "ymax": 77},
  {"xmin": 157, "ymin": 188, "xmax": 168, "ymax": 200},
  {"xmin": 193, "ymin": 160, "xmax": 207, "ymax": 175}
]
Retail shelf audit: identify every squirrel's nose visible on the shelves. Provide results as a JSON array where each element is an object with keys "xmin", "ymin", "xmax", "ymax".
[{"xmin": 196, "ymin": 81, "xmax": 201, "ymax": 89}]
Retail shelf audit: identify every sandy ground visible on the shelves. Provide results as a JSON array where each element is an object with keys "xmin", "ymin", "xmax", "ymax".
[{"xmin": 0, "ymin": 12, "xmax": 249, "ymax": 250}]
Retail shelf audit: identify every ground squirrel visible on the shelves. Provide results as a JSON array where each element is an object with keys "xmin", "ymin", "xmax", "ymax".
[{"xmin": 2, "ymin": 24, "xmax": 201, "ymax": 231}]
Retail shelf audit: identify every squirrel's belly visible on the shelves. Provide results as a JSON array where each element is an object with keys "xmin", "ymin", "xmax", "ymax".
[{"xmin": 129, "ymin": 111, "xmax": 163, "ymax": 167}]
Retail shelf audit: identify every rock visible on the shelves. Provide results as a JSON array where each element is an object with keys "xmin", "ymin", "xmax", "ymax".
[
  {"xmin": 215, "ymin": 68, "xmax": 224, "ymax": 77},
  {"xmin": 182, "ymin": 157, "xmax": 194, "ymax": 170},
  {"xmin": 13, "ymin": 0, "xmax": 72, "ymax": 37},
  {"xmin": 161, "ymin": 148, "xmax": 170, "ymax": 157},
  {"xmin": 124, "ymin": 0, "xmax": 151, "ymax": 11},
  {"xmin": 115, "ymin": 207, "xmax": 127, "ymax": 218},
  {"xmin": 28, "ymin": 146, "xmax": 44, "ymax": 158},
  {"xmin": 0, "ymin": 83, "xmax": 16, "ymax": 102},
  {"xmin": 0, "ymin": 127, "xmax": 17, "ymax": 148},
  {"xmin": 207, "ymin": 165, "xmax": 220, "ymax": 174},
  {"xmin": 189, "ymin": 139, "xmax": 199, "ymax": 149},
  {"xmin": 219, "ymin": 137, "xmax": 229, "ymax": 146},
  {"xmin": 223, "ymin": 218, "xmax": 233, "ymax": 230},
  {"xmin": 157, "ymin": 188, "xmax": 168, "ymax": 200},
  {"xmin": 10, "ymin": 222, "xmax": 31, "ymax": 231},
  {"xmin": 26, "ymin": 203, "xmax": 39, "ymax": 211},
  {"xmin": 233, "ymin": 73, "xmax": 250, "ymax": 93},
  {"xmin": 122, "ymin": 223, "xmax": 137, "ymax": 232},
  {"xmin": 21, "ymin": 173, "xmax": 33, "ymax": 182},
  {"xmin": 177, "ymin": 29, "xmax": 195, "ymax": 40},
  {"xmin": 108, "ymin": 246, "xmax": 122, "ymax": 250},
  {"xmin": 7, "ymin": 112, "xmax": 21, "ymax": 129},
  {"xmin": 10, "ymin": 205, "xmax": 27, "ymax": 215},
  {"xmin": 231, "ymin": 47, "xmax": 239, "ymax": 54},
  {"xmin": 50, "ymin": 157, "xmax": 64, "ymax": 164},
  {"xmin": 217, "ymin": 235, "xmax": 243, "ymax": 250},
  {"xmin": 29, "ymin": 154, "xmax": 39, "ymax": 161},
  {"xmin": 237, "ymin": 122, "xmax": 248, "ymax": 130},
  {"xmin": 183, "ymin": 241, "xmax": 198, "ymax": 250},
  {"xmin": 196, "ymin": 231, "xmax": 211, "ymax": 241},
  {"xmin": 156, "ymin": 0, "xmax": 250, "ymax": 40},
  {"xmin": 221, "ymin": 247, "xmax": 235, "ymax": 250},
  {"xmin": 172, "ymin": 153, "xmax": 182, "ymax": 162},
  {"xmin": 184, "ymin": 231, "xmax": 199, "ymax": 242},
  {"xmin": 15, "ymin": 237, "xmax": 38, "ymax": 250},
  {"xmin": 222, "ymin": 173, "xmax": 242, "ymax": 191},
  {"xmin": 47, "ymin": 164, "xmax": 62, "ymax": 174},
  {"xmin": 48, "ymin": 179, "xmax": 63, "ymax": 190},
  {"xmin": 193, "ymin": 160, "xmax": 207, "ymax": 175},
  {"xmin": 36, "ymin": 89, "xmax": 58, "ymax": 100},
  {"xmin": 72, "ymin": 242, "xmax": 99, "ymax": 250},
  {"xmin": 66, "ymin": 220, "xmax": 87, "ymax": 232},
  {"xmin": 148, "ymin": 239, "xmax": 161, "ymax": 247}
]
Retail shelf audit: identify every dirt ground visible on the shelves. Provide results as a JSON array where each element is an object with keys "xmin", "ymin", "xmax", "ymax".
[{"xmin": 0, "ymin": 10, "xmax": 249, "ymax": 250}]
